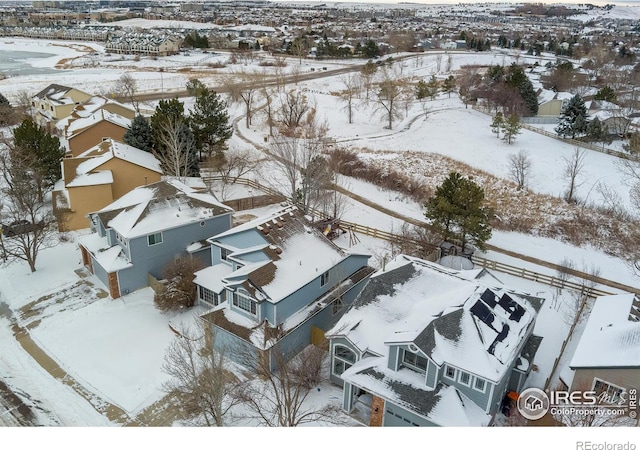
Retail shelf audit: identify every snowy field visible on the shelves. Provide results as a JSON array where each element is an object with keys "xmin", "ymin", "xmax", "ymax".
[{"xmin": 1, "ymin": 35, "xmax": 639, "ymax": 430}]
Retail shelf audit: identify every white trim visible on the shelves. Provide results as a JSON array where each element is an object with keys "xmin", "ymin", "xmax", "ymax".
[
  {"xmin": 486, "ymin": 382, "xmax": 495, "ymax": 413},
  {"xmin": 147, "ymin": 231, "xmax": 163, "ymax": 246},
  {"xmin": 473, "ymin": 376, "xmax": 487, "ymax": 393},
  {"xmin": 444, "ymin": 364, "xmax": 457, "ymax": 381},
  {"xmin": 458, "ymin": 370, "xmax": 471, "ymax": 387}
]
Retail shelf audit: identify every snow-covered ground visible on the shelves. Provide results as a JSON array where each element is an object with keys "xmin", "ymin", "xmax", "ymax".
[{"xmin": 1, "ymin": 36, "xmax": 639, "ymax": 432}]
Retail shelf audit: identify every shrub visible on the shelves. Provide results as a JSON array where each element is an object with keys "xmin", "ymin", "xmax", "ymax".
[{"xmin": 154, "ymin": 257, "xmax": 204, "ymax": 312}]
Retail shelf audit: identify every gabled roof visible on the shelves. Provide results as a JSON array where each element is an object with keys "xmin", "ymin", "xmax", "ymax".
[
  {"xmin": 328, "ymin": 255, "xmax": 542, "ymax": 383},
  {"xmin": 65, "ymin": 109, "xmax": 131, "ymax": 139},
  {"xmin": 75, "ymin": 138, "xmax": 162, "ymax": 174},
  {"xmin": 570, "ymin": 293, "xmax": 640, "ymax": 369},
  {"xmin": 91, "ymin": 179, "xmax": 232, "ymax": 239},
  {"xmin": 341, "ymin": 357, "xmax": 491, "ymax": 426},
  {"xmin": 33, "ymin": 83, "xmax": 73, "ymax": 100},
  {"xmin": 211, "ymin": 206, "xmax": 357, "ymax": 304}
]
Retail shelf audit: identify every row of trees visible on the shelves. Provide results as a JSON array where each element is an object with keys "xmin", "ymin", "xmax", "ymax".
[{"xmin": 122, "ymin": 80, "xmax": 232, "ymax": 178}]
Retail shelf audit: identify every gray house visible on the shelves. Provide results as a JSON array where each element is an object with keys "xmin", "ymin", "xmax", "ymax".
[
  {"xmin": 326, "ymin": 255, "xmax": 544, "ymax": 427},
  {"xmin": 79, "ymin": 179, "xmax": 233, "ymax": 298},
  {"xmin": 194, "ymin": 205, "xmax": 374, "ymax": 370}
]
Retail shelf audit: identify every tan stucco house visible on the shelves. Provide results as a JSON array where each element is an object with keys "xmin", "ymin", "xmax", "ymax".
[
  {"xmin": 60, "ymin": 109, "xmax": 132, "ymax": 157},
  {"xmin": 53, "ymin": 138, "xmax": 162, "ymax": 231},
  {"xmin": 32, "ymin": 84, "xmax": 93, "ymax": 128}
]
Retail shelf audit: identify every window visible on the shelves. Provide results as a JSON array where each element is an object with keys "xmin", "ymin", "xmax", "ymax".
[
  {"xmin": 320, "ymin": 270, "xmax": 330, "ymax": 286},
  {"xmin": 444, "ymin": 365, "xmax": 457, "ymax": 380},
  {"xmin": 592, "ymin": 378, "xmax": 626, "ymax": 405},
  {"xmin": 199, "ymin": 287, "xmax": 220, "ymax": 306},
  {"xmin": 474, "ymin": 377, "xmax": 486, "ymax": 392},
  {"xmin": 147, "ymin": 232, "xmax": 162, "ymax": 246},
  {"xmin": 220, "ymin": 247, "xmax": 230, "ymax": 261},
  {"xmin": 332, "ymin": 299, "xmax": 344, "ymax": 315},
  {"xmin": 402, "ymin": 349, "xmax": 428, "ymax": 373},
  {"xmin": 232, "ymin": 291, "xmax": 256, "ymax": 315},
  {"xmin": 333, "ymin": 345, "xmax": 356, "ymax": 376},
  {"xmin": 459, "ymin": 371, "xmax": 471, "ymax": 386}
]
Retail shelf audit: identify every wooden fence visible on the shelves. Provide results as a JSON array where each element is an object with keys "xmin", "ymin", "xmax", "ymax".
[{"xmin": 204, "ymin": 176, "xmax": 631, "ymax": 299}]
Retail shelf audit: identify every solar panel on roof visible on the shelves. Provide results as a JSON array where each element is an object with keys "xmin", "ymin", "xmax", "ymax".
[
  {"xmin": 470, "ymin": 300, "xmax": 495, "ymax": 328},
  {"xmin": 481, "ymin": 288, "xmax": 497, "ymax": 308}
]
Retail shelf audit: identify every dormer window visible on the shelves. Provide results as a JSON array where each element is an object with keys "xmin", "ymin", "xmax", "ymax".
[
  {"xmin": 474, "ymin": 377, "xmax": 486, "ymax": 393},
  {"xmin": 402, "ymin": 349, "xmax": 427, "ymax": 373},
  {"xmin": 444, "ymin": 365, "xmax": 457, "ymax": 380},
  {"xmin": 221, "ymin": 247, "xmax": 230, "ymax": 261}
]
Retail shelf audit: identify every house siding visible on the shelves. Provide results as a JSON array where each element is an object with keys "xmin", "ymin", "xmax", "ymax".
[
  {"xmin": 426, "ymin": 358, "xmax": 438, "ymax": 389},
  {"xmin": 68, "ymin": 121, "xmax": 127, "ymax": 157},
  {"xmin": 98, "ymin": 213, "xmax": 232, "ymax": 294},
  {"xmin": 273, "ymin": 255, "xmax": 369, "ymax": 324},
  {"xmin": 571, "ymin": 368, "xmax": 640, "ymax": 394},
  {"xmin": 213, "ymin": 230, "xmax": 267, "ymax": 262},
  {"xmin": 438, "ymin": 365, "xmax": 492, "ymax": 412}
]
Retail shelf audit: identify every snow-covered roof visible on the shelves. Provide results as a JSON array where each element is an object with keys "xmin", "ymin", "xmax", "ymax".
[
  {"xmin": 341, "ymin": 357, "xmax": 491, "ymax": 426},
  {"xmin": 211, "ymin": 206, "xmax": 357, "ymax": 304},
  {"xmin": 66, "ymin": 168, "xmax": 113, "ymax": 188},
  {"xmin": 194, "ymin": 264, "xmax": 233, "ymax": 294},
  {"xmin": 569, "ymin": 293, "xmax": 640, "ymax": 369},
  {"xmin": 92, "ymin": 179, "xmax": 232, "ymax": 239},
  {"xmin": 78, "ymin": 233, "xmax": 132, "ymax": 273},
  {"xmin": 328, "ymin": 255, "xmax": 543, "ymax": 383},
  {"xmin": 76, "ymin": 138, "xmax": 162, "ymax": 174},
  {"xmin": 64, "ymin": 109, "xmax": 131, "ymax": 138}
]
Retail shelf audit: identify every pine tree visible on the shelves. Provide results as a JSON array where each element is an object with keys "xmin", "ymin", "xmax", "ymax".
[
  {"xmin": 189, "ymin": 87, "xmax": 232, "ymax": 161},
  {"xmin": 505, "ymin": 64, "xmax": 538, "ymax": 116},
  {"xmin": 0, "ymin": 91, "xmax": 14, "ymax": 126},
  {"xmin": 123, "ymin": 114, "xmax": 154, "ymax": 153},
  {"xmin": 11, "ymin": 118, "xmax": 65, "ymax": 202},
  {"xmin": 555, "ymin": 94, "xmax": 589, "ymax": 139},
  {"xmin": 442, "ymin": 75, "xmax": 456, "ymax": 98},
  {"xmin": 491, "ymin": 112, "xmax": 504, "ymax": 138},
  {"xmin": 586, "ymin": 117, "xmax": 612, "ymax": 149},
  {"xmin": 501, "ymin": 114, "xmax": 521, "ymax": 144},
  {"xmin": 424, "ymin": 172, "xmax": 493, "ymax": 251},
  {"xmin": 415, "ymin": 79, "xmax": 430, "ymax": 100},
  {"xmin": 427, "ymin": 75, "xmax": 439, "ymax": 100}
]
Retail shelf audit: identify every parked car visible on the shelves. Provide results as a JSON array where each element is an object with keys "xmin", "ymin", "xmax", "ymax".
[{"xmin": 1, "ymin": 220, "xmax": 43, "ymax": 237}]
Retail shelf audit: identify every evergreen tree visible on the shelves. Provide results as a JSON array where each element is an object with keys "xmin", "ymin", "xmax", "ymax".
[
  {"xmin": 555, "ymin": 94, "xmax": 589, "ymax": 139},
  {"xmin": 427, "ymin": 75, "xmax": 439, "ymax": 100},
  {"xmin": 424, "ymin": 172, "xmax": 493, "ymax": 251},
  {"xmin": 505, "ymin": 64, "xmax": 538, "ymax": 116},
  {"xmin": 123, "ymin": 114, "xmax": 154, "ymax": 153},
  {"xmin": 490, "ymin": 112, "xmax": 504, "ymax": 138},
  {"xmin": 501, "ymin": 114, "xmax": 522, "ymax": 144},
  {"xmin": 442, "ymin": 75, "xmax": 456, "ymax": 98},
  {"xmin": 415, "ymin": 79, "xmax": 430, "ymax": 100},
  {"xmin": 586, "ymin": 117, "xmax": 612, "ymax": 149},
  {"xmin": 362, "ymin": 40, "xmax": 380, "ymax": 59},
  {"xmin": 11, "ymin": 118, "xmax": 65, "ymax": 202},
  {"xmin": 0, "ymin": 91, "xmax": 14, "ymax": 126},
  {"xmin": 594, "ymin": 86, "xmax": 617, "ymax": 103},
  {"xmin": 189, "ymin": 88, "xmax": 233, "ymax": 161}
]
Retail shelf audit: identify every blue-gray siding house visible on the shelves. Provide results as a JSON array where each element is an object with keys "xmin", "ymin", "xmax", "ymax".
[
  {"xmin": 326, "ymin": 255, "xmax": 544, "ymax": 427},
  {"xmin": 195, "ymin": 205, "xmax": 374, "ymax": 370},
  {"xmin": 78, "ymin": 179, "xmax": 233, "ymax": 298}
]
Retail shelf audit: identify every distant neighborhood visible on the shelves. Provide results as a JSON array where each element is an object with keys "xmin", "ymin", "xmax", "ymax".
[{"xmin": 0, "ymin": 0, "xmax": 640, "ymax": 429}]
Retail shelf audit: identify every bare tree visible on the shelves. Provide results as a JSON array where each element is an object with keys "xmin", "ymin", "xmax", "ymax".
[
  {"xmin": 373, "ymin": 70, "xmax": 408, "ymax": 129},
  {"xmin": 389, "ymin": 223, "xmax": 440, "ymax": 261},
  {"xmin": 236, "ymin": 342, "xmax": 346, "ymax": 427},
  {"xmin": 154, "ymin": 257, "xmax": 204, "ymax": 312},
  {"xmin": 507, "ymin": 150, "xmax": 532, "ymax": 190},
  {"xmin": 0, "ymin": 152, "xmax": 58, "ymax": 272},
  {"xmin": 161, "ymin": 322, "xmax": 241, "ymax": 426},
  {"xmin": 338, "ymin": 74, "xmax": 361, "ymax": 124},
  {"xmin": 277, "ymin": 89, "xmax": 314, "ymax": 134},
  {"xmin": 260, "ymin": 83, "xmax": 277, "ymax": 136},
  {"xmin": 113, "ymin": 73, "xmax": 140, "ymax": 113},
  {"xmin": 153, "ymin": 115, "xmax": 197, "ymax": 179},
  {"xmin": 457, "ymin": 65, "xmax": 482, "ymax": 108},
  {"xmin": 563, "ymin": 147, "xmax": 587, "ymax": 203},
  {"xmin": 223, "ymin": 71, "xmax": 261, "ymax": 128},
  {"xmin": 204, "ymin": 149, "xmax": 260, "ymax": 201},
  {"xmin": 359, "ymin": 61, "xmax": 377, "ymax": 101},
  {"xmin": 268, "ymin": 125, "xmax": 332, "ymax": 213}
]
